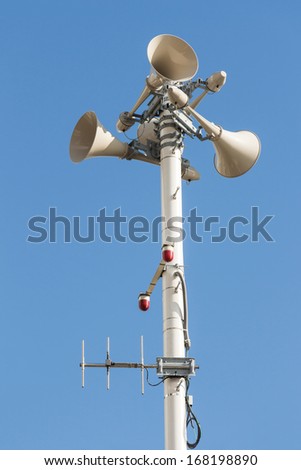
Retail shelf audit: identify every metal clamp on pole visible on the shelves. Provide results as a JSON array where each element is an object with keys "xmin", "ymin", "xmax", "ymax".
[{"xmin": 156, "ymin": 357, "xmax": 197, "ymax": 378}]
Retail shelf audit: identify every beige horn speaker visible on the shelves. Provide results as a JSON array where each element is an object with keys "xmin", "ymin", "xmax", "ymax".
[
  {"xmin": 213, "ymin": 129, "xmax": 261, "ymax": 178},
  {"xmin": 70, "ymin": 111, "xmax": 129, "ymax": 162},
  {"xmin": 189, "ymin": 110, "xmax": 261, "ymax": 177},
  {"xmin": 147, "ymin": 34, "xmax": 198, "ymax": 84},
  {"xmin": 117, "ymin": 34, "xmax": 199, "ymax": 132},
  {"xmin": 167, "ymin": 87, "xmax": 260, "ymax": 178}
]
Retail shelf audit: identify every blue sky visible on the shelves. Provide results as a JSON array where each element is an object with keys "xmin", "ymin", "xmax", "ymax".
[{"xmin": 1, "ymin": 0, "xmax": 300, "ymax": 450}]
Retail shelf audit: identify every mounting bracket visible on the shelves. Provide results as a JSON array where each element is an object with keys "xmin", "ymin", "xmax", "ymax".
[{"xmin": 156, "ymin": 357, "xmax": 197, "ymax": 378}]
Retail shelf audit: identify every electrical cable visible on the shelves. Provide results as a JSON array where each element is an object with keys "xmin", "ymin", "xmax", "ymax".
[
  {"xmin": 123, "ymin": 130, "xmax": 137, "ymax": 142},
  {"xmin": 186, "ymin": 401, "xmax": 201, "ymax": 449},
  {"xmin": 174, "ymin": 270, "xmax": 191, "ymax": 350},
  {"xmin": 144, "ymin": 367, "xmax": 168, "ymax": 387},
  {"xmin": 185, "ymin": 379, "xmax": 202, "ymax": 449}
]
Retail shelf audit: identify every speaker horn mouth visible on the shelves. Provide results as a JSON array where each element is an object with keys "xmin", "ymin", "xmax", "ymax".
[
  {"xmin": 214, "ymin": 130, "xmax": 261, "ymax": 178},
  {"xmin": 147, "ymin": 34, "xmax": 198, "ymax": 82},
  {"xmin": 70, "ymin": 111, "xmax": 98, "ymax": 162}
]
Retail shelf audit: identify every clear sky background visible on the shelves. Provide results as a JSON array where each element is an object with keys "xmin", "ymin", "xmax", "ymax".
[{"xmin": 1, "ymin": 0, "xmax": 300, "ymax": 450}]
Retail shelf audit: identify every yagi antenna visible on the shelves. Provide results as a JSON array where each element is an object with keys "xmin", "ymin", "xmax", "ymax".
[{"xmin": 80, "ymin": 336, "xmax": 158, "ymax": 395}]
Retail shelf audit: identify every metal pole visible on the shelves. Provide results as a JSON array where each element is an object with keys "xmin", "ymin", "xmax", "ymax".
[{"xmin": 159, "ymin": 106, "xmax": 187, "ymax": 450}]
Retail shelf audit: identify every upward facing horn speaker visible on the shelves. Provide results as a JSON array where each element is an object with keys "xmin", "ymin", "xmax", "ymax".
[
  {"xmin": 117, "ymin": 34, "xmax": 199, "ymax": 132},
  {"xmin": 147, "ymin": 34, "xmax": 199, "ymax": 83},
  {"xmin": 70, "ymin": 111, "xmax": 129, "ymax": 162}
]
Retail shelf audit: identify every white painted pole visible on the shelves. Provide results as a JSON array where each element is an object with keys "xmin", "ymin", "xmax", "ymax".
[{"xmin": 159, "ymin": 107, "xmax": 187, "ymax": 450}]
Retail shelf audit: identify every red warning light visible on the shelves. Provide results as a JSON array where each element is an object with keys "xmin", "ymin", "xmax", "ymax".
[
  {"xmin": 138, "ymin": 293, "xmax": 150, "ymax": 311},
  {"xmin": 162, "ymin": 244, "xmax": 174, "ymax": 263}
]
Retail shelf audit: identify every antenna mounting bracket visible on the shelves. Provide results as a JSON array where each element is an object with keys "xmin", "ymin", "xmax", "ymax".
[{"xmin": 156, "ymin": 357, "xmax": 197, "ymax": 378}]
